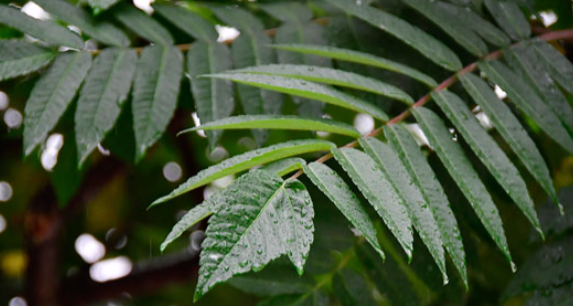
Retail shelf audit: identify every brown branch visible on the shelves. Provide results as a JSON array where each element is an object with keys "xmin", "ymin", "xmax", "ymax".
[
  {"xmin": 59, "ymin": 249, "xmax": 200, "ymax": 306},
  {"xmin": 24, "ymin": 157, "xmax": 127, "ymax": 306},
  {"xmin": 288, "ymin": 29, "xmax": 573, "ymax": 180}
]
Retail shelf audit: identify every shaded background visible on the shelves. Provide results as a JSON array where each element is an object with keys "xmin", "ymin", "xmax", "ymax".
[{"xmin": 1, "ymin": 0, "xmax": 573, "ymax": 305}]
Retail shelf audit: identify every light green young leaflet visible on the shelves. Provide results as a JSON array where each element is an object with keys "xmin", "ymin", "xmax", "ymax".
[
  {"xmin": 0, "ymin": 40, "xmax": 56, "ymax": 82},
  {"xmin": 332, "ymin": 147, "xmax": 413, "ymax": 260},
  {"xmin": 179, "ymin": 115, "xmax": 360, "ymax": 138},
  {"xmin": 260, "ymin": 158, "xmax": 306, "ymax": 177},
  {"xmin": 460, "ymin": 73, "xmax": 561, "ymax": 213},
  {"xmin": 195, "ymin": 171, "xmax": 314, "ymax": 300},
  {"xmin": 303, "ymin": 162, "xmax": 385, "ymax": 261},
  {"xmin": 212, "ymin": 6, "xmax": 283, "ymax": 146},
  {"xmin": 151, "ymin": 139, "xmax": 335, "ymax": 207},
  {"xmin": 160, "ymin": 192, "xmax": 224, "ymax": 252},
  {"xmin": 478, "ymin": 60, "xmax": 573, "ymax": 155},
  {"xmin": 402, "ymin": 0, "xmax": 488, "ymax": 56},
  {"xmin": 0, "ymin": 4, "xmax": 84, "ymax": 49},
  {"xmin": 230, "ymin": 64, "xmax": 414, "ymax": 105},
  {"xmin": 359, "ymin": 137, "xmax": 448, "ymax": 284},
  {"xmin": 206, "ymin": 73, "xmax": 388, "ymax": 121},
  {"xmin": 325, "ymin": 0, "xmax": 462, "ymax": 71},
  {"xmin": 271, "ymin": 44, "xmax": 437, "ymax": 87},
  {"xmin": 412, "ymin": 107, "xmax": 514, "ymax": 269},
  {"xmin": 432, "ymin": 90, "xmax": 543, "ymax": 237},
  {"xmin": 384, "ymin": 124, "xmax": 467, "ymax": 288}
]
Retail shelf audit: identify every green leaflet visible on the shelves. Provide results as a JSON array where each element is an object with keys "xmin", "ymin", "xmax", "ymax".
[
  {"xmin": 436, "ymin": 1, "xmax": 510, "ymax": 47},
  {"xmin": 87, "ymin": 0, "xmax": 119, "ymax": 13},
  {"xmin": 503, "ymin": 237, "xmax": 573, "ymax": 302},
  {"xmin": 271, "ymin": 44, "xmax": 437, "ymax": 87},
  {"xmin": 268, "ymin": 5, "xmax": 330, "ymax": 119},
  {"xmin": 0, "ymin": 40, "xmax": 56, "ymax": 81},
  {"xmin": 23, "ymin": 52, "xmax": 92, "ymax": 156},
  {"xmin": 151, "ymin": 140, "xmax": 335, "ymax": 206},
  {"xmin": 484, "ymin": 0, "xmax": 530, "ymax": 40},
  {"xmin": 359, "ymin": 137, "xmax": 447, "ymax": 284},
  {"xmin": 206, "ymin": 74, "xmax": 388, "ymax": 121},
  {"xmin": 0, "ymin": 4, "xmax": 84, "ymax": 49},
  {"xmin": 195, "ymin": 171, "xmax": 314, "ymax": 300},
  {"xmin": 460, "ymin": 73, "xmax": 560, "ymax": 211},
  {"xmin": 188, "ymin": 41, "xmax": 235, "ymax": 149},
  {"xmin": 257, "ymin": 292, "xmax": 329, "ymax": 306},
  {"xmin": 229, "ymin": 264, "xmax": 314, "ymax": 297},
  {"xmin": 231, "ymin": 64, "xmax": 414, "ymax": 105},
  {"xmin": 356, "ymin": 239, "xmax": 424, "ymax": 306},
  {"xmin": 115, "ymin": 6, "xmax": 173, "ymax": 45},
  {"xmin": 324, "ymin": 0, "xmax": 461, "ymax": 71},
  {"xmin": 530, "ymin": 39, "xmax": 573, "ymax": 95},
  {"xmin": 507, "ymin": 43, "xmax": 573, "ymax": 136},
  {"xmin": 33, "ymin": 0, "xmax": 129, "ymax": 47},
  {"xmin": 75, "ymin": 48, "xmax": 137, "ymax": 166},
  {"xmin": 402, "ymin": 0, "xmax": 488, "ymax": 56},
  {"xmin": 331, "ymin": 147, "xmax": 413, "ymax": 259},
  {"xmin": 478, "ymin": 61, "xmax": 573, "ymax": 155},
  {"xmin": 412, "ymin": 107, "xmax": 513, "ymax": 267},
  {"xmin": 180, "ymin": 115, "xmax": 361, "ymax": 138},
  {"xmin": 333, "ymin": 269, "xmax": 377, "ymax": 306},
  {"xmin": 154, "ymin": 3, "xmax": 218, "ymax": 41},
  {"xmin": 261, "ymin": 158, "xmax": 307, "ymax": 177},
  {"xmin": 132, "ymin": 45, "xmax": 183, "ymax": 161},
  {"xmin": 261, "ymin": 2, "xmax": 313, "ymax": 23},
  {"xmin": 432, "ymin": 90, "xmax": 543, "ymax": 237},
  {"xmin": 384, "ymin": 124, "xmax": 467, "ymax": 288},
  {"xmin": 160, "ymin": 195, "xmax": 221, "ymax": 252},
  {"xmin": 212, "ymin": 6, "xmax": 283, "ymax": 145},
  {"xmin": 303, "ymin": 162, "xmax": 385, "ymax": 260}
]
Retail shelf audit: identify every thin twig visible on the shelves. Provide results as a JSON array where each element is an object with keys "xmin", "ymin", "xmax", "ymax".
[{"xmin": 288, "ymin": 29, "xmax": 573, "ymax": 181}]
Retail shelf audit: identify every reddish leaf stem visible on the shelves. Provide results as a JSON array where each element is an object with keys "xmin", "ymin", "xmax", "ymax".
[{"xmin": 288, "ymin": 29, "xmax": 573, "ymax": 181}]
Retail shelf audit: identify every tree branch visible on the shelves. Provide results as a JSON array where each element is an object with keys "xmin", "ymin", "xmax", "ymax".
[
  {"xmin": 59, "ymin": 249, "xmax": 200, "ymax": 306},
  {"xmin": 288, "ymin": 28, "xmax": 573, "ymax": 180}
]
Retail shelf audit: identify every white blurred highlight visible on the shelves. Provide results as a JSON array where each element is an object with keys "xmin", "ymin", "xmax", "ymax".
[
  {"xmin": 75, "ymin": 233, "xmax": 106, "ymax": 264},
  {"xmin": 90, "ymin": 256, "xmax": 132, "ymax": 282}
]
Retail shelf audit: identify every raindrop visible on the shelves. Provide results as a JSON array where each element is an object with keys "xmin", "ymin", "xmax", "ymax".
[
  {"xmin": 0, "ymin": 181, "xmax": 13, "ymax": 202},
  {"xmin": 238, "ymin": 260, "xmax": 249, "ymax": 268},
  {"xmin": 212, "ymin": 175, "xmax": 235, "ymax": 189}
]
